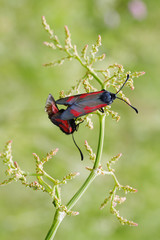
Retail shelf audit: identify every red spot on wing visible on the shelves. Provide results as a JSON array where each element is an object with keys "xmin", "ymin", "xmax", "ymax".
[
  {"xmin": 66, "ymin": 96, "xmax": 75, "ymax": 102},
  {"xmin": 79, "ymin": 91, "xmax": 104, "ymax": 99},
  {"xmin": 56, "ymin": 119, "xmax": 73, "ymax": 134},
  {"xmin": 70, "ymin": 109, "xmax": 83, "ymax": 117},
  {"xmin": 84, "ymin": 103, "xmax": 107, "ymax": 113},
  {"xmin": 59, "ymin": 123, "xmax": 72, "ymax": 133},
  {"xmin": 79, "ymin": 93, "xmax": 88, "ymax": 99}
]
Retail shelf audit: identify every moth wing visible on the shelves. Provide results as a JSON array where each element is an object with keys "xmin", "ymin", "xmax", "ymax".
[
  {"xmin": 60, "ymin": 104, "xmax": 85, "ymax": 120},
  {"xmin": 45, "ymin": 94, "xmax": 59, "ymax": 115},
  {"xmin": 60, "ymin": 99, "xmax": 107, "ymax": 120},
  {"xmin": 45, "ymin": 94, "xmax": 76, "ymax": 134},
  {"xmin": 48, "ymin": 110, "xmax": 75, "ymax": 134},
  {"xmin": 56, "ymin": 90, "xmax": 105, "ymax": 106},
  {"xmin": 56, "ymin": 95, "xmax": 79, "ymax": 106}
]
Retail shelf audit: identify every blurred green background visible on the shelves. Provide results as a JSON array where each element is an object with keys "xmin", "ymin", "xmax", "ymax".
[{"xmin": 0, "ymin": 0, "xmax": 159, "ymax": 239}]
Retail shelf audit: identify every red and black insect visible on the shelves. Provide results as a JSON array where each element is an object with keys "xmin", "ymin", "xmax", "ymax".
[
  {"xmin": 45, "ymin": 94, "xmax": 83, "ymax": 160},
  {"xmin": 56, "ymin": 74, "xmax": 138, "ymax": 120}
]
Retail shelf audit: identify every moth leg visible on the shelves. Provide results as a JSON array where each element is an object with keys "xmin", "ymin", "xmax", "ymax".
[
  {"xmin": 75, "ymin": 120, "xmax": 84, "ymax": 131},
  {"xmin": 99, "ymin": 108, "xmax": 104, "ymax": 113}
]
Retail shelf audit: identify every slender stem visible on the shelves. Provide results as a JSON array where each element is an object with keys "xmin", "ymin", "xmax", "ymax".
[
  {"xmin": 37, "ymin": 177, "xmax": 53, "ymax": 192},
  {"xmin": 45, "ymin": 114, "xmax": 105, "ymax": 239},
  {"xmin": 93, "ymin": 114, "xmax": 105, "ymax": 169},
  {"xmin": 55, "ymin": 185, "xmax": 61, "ymax": 200},
  {"xmin": 87, "ymin": 66, "xmax": 103, "ymax": 87},
  {"xmin": 75, "ymin": 54, "xmax": 103, "ymax": 87},
  {"xmin": 102, "ymin": 171, "xmax": 121, "ymax": 187},
  {"xmin": 45, "ymin": 210, "xmax": 66, "ymax": 240},
  {"xmin": 27, "ymin": 173, "xmax": 44, "ymax": 176},
  {"xmin": 65, "ymin": 48, "xmax": 103, "ymax": 88},
  {"xmin": 44, "ymin": 172, "xmax": 58, "ymax": 185},
  {"xmin": 67, "ymin": 114, "xmax": 105, "ymax": 210}
]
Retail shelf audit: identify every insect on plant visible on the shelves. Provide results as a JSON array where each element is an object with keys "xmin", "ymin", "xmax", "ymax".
[
  {"xmin": 46, "ymin": 75, "xmax": 138, "ymax": 160},
  {"xmin": 0, "ymin": 16, "xmax": 145, "ymax": 240},
  {"xmin": 45, "ymin": 94, "xmax": 84, "ymax": 160},
  {"xmin": 55, "ymin": 74, "xmax": 138, "ymax": 121}
]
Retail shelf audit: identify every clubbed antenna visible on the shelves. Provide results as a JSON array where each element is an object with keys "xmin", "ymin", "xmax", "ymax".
[
  {"xmin": 116, "ymin": 74, "xmax": 138, "ymax": 114},
  {"xmin": 116, "ymin": 74, "xmax": 130, "ymax": 95},
  {"xmin": 116, "ymin": 97, "xmax": 138, "ymax": 114}
]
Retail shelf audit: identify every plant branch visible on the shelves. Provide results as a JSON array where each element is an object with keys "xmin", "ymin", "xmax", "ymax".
[
  {"xmin": 74, "ymin": 54, "xmax": 104, "ymax": 87},
  {"xmin": 45, "ymin": 113, "xmax": 106, "ymax": 240},
  {"xmin": 45, "ymin": 210, "xmax": 66, "ymax": 240}
]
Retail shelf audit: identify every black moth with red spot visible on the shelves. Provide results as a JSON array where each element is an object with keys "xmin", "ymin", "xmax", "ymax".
[
  {"xmin": 56, "ymin": 74, "xmax": 138, "ymax": 120},
  {"xmin": 45, "ymin": 94, "xmax": 77, "ymax": 134},
  {"xmin": 45, "ymin": 75, "xmax": 138, "ymax": 161},
  {"xmin": 45, "ymin": 94, "xmax": 84, "ymax": 160}
]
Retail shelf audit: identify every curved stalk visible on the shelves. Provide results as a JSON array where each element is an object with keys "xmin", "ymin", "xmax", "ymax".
[
  {"xmin": 45, "ymin": 210, "xmax": 66, "ymax": 240},
  {"xmin": 67, "ymin": 113, "xmax": 105, "ymax": 210},
  {"xmin": 65, "ymin": 48, "xmax": 103, "ymax": 87},
  {"xmin": 75, "ymin": 54, "xmax": 104, "ymax": 87},
  {"xmin": 45, "ymin": 114, "xmax": 105, "ymax": 240}
]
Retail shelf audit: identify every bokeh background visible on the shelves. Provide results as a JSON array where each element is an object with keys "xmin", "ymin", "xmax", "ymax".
[{"xmin": 0, "ymin": 0, "xmax": 159, "ymax": 240}]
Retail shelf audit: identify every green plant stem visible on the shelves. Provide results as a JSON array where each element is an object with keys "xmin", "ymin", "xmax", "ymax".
[
  {"xmin": 75, "ymin": 54, "xmax": 103, "ymax": 87},
  {"xmin": 45, "ymin": 114, "xmax": 105, "ymax": 240},
  {"xmin": 55, "ymin": 185, "xmax": 61, "ymax": 200},
  {"xmin": 45, "ymin": 210, "xmax": 66, "ymax": 240},
  {"xmin": 65, "ymin": 48, "xmax": 104, "ymax": 87}
]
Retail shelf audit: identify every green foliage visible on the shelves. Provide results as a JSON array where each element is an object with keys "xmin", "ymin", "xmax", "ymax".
[
  {"xmin": 42, "ymin": 16, "xmax": 144, "ymax": 126},
  {"xmin": 0, "ymin": 16, "xmax": 145, "ymax": 240},
  {"xmin": 1, "ymin": 1, "xmax": 160, "ymax": 240}
]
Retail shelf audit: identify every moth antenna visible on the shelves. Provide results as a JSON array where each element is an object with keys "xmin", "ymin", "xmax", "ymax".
[
  {"xmin": 116, "ymin": 74, "xmax": 130, "ymax": 95},
  {"xmin": 72, "ymin": 134, "xmax": 84, "ymax": 161},
  {"xmin": 115, "ymin": 74, "xmax": 138, "ymax": 113},
  {"xmin": 116, "ymin": 97, "xmax": 138, "ymax": 114}
]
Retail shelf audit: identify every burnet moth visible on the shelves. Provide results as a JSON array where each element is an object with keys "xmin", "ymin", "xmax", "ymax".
[
  {"xmin": 45, "ymin": 94, "xmax": 84, "ymax": 160},
  {"xmin": 56, "ymin": 74, "xmax": 138, "ymax": 120}
]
